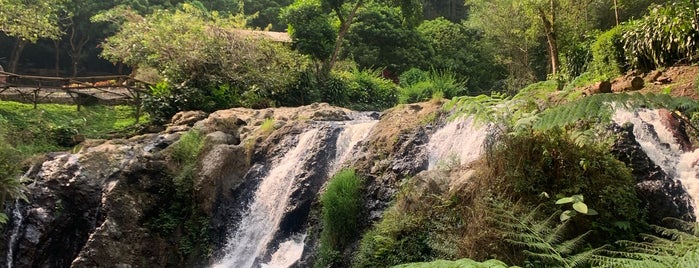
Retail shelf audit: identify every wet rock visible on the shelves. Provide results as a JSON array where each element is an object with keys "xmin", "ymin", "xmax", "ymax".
[{"xmin": 611, "ymin": 122, "xmax": 695, "ymax": 223}]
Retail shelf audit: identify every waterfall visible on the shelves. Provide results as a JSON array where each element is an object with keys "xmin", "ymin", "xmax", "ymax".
[
  {"xmin": 331, "ymin": 119, "xmax": 378, "ymax": 174},
  {"xmin": 6, "ymin": 201, "xmax": 23, "ymax": 268},
  {"xmin": 214, "ymin": 115, "xmax": 378, "ymax": 268},
  {"xmin": 426, "ymin": 116, "xmax": 488, "ymax": 170},
  {"xmin": 214, "ymin": 129, "xmax": 321, "ymax": 268},
  {"xmin": 613, "ymin": 109, "xmax": 699, "ymax": 218}
]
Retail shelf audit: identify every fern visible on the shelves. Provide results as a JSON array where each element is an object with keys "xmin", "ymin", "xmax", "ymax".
[
  {"xmin": 489, "ymin": 199, "xmax": 596, "ymax": 267},
  {"xmin": 594, "ymin": 219, "xmax": 699, "ymax": 267},
  {"xmin": 533, "ymin": 93, "xmax": 699, "ymax": 130}
]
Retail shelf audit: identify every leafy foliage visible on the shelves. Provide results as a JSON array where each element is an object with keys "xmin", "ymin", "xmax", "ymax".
[
  {"xmin": 101, "ymin": 4, "xmax": 308, "ymax": 110},
  {"xmin": 490, "ymin": 199, "xmax": 596, "ymax": 267},
  {"xmin": 317, "ymin": 168, "xmax": 363, "ymax": 268},
  {"xmin": 417, "ymin": 17, "xmax": 505, "ymax": 93},
  {"xmin": 0, "ymin": 0, "xmax": 66, "ymax": 42},
  {"xmin": 589, "ymin": 26, "xmax": 627, "ymax": 79},
  {"xmin": 485, "ymin": 128, "xmax": 645, "ymax": 245},
  {"xmin": 533, "ymin": 93, "xmax": 699, "ymax": 130},
  {"xmin": 594, "ymin": 219, "xmax": 699, "ymax": 267},
  {"xmin": 328, "ymin": 68, "xmax": 399, "ymax": 111},
  {"xmin": 280, "ymin": 0, "xmax": 336, "ymax": 62},
  {"xmin": 342, "ymin": 4, "xmax": 432, "ymax": 75},
  {"xmin": 622, "ymin": 2, "xmax": 699, "ymax": 70},
  {"xmin": 398, "ymin": 69, "xmax": 467, "ymax": 103},
  {"xmin": 392, "ymin": 258, "xmax": 510, "ymax": 268}
]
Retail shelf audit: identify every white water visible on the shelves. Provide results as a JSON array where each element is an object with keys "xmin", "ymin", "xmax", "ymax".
[
  {"xmin": 5, "ymin": 201, "xmax": 23, "ymax": 268},
  {"xmin": 260, "ymin": 234, "xmax": 306, "ymax": 268},
  {"xmin": 331, "ymin": 120, "xmax": 378, "ymax": 174},
  {"xmin": 215, "ymin": 116, "xmax": 378, "ymax": 268},
  {"xmin": 426, "ymin": 117, "xmax": 488, "ymax": 170},
  {"xmin": 613, "ymin": 109, "xmax": 699, "ymax": 218},
  {"xmin": 214, "ymin": 129, "xmax": 320, "ymax": 268}
]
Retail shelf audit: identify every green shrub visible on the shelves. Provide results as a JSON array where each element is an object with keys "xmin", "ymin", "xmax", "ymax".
[
  {"xmin": 330, "ymin": 68, "xmax": 399, "ymax": 111},
  {"xmin": 622, "ymin": 2, "xmax": 699, "ymax": 70},
  {"xmin": 487, "ymin": 129, "xmax": 645, "ymax": 244},
  {"xmin": 392, "ymin": 259, "xmax": 509, "ymax": 268},
  {"xmin": 399, "ymin": 68, "xmax": 428, "ymax": 88},
  {"xmin": 398, "ymin": 70, "xmax": 466, "ymax": 104},
  {"xmin": 143, "ymin": 82, "xmax": 210, "ymax": 124},
  {"xmin": 399, "ymin": 81, "xmax": 433, "ymax": 104},
  {"xmin": 589, "ymin": 26, "xmax": 626, "ymax": 79},
  {"xmin": 316, "ymin": 168, "xmax": 363, "ymax": 267}
]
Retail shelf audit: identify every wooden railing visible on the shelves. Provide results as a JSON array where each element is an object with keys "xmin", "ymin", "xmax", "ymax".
[{"xmin": 0, "ymin": 71, "xmax": 152, "ymax": 122}]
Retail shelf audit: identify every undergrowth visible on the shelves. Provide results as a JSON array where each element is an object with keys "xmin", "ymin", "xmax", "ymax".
[
  {"xmin": 0, "ymin": 100, "xmax": 148, "ymax": 155},
  {"xmin": 317, "ymin": 168, "xmax": 363, "ymax": 268},
  {"xmin": 145, "ymin": 130, "xmax": 211, "ymax": 262}
]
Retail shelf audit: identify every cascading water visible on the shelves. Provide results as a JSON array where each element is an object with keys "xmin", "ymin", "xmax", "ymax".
[
  {"xmin": 426, "ymin": 116, "xmax": 489, "ymax": 170},
  {"xmin": 5, "ymin": 201, "xmax": 23, "ymax": 268},
  {"xmin": 613, "ymin": 108, "xmax": 699, "ymax": 218},
  {"xmin": 214, "ymin": 129, "xmax": 321, "ymax": 268},
  {"xmin": 214, "ymin": 115, "xmax": 378, "ymax": 268}
]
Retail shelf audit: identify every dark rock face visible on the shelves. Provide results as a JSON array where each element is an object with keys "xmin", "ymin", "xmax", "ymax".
[
  {"xmin": 611, "ymin": 123, "xmax": 695, "ymax": 223},
  {"xmin": 3, "ymin": 133, "xmax": 184, "ymax": 268}
]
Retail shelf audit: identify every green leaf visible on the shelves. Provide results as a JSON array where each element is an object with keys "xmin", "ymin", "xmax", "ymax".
[
  {"xmin": 572, "ymin": 195, "xmax": 584, "ymax": 203},
  {"xmin": 556, "ymin": 197, "xmax": 574, "ymax": 204},
  {"xmin": 573, "ymin": 202, "xmax": 588, "ymax": 214},
  {"xmin": 560, "ymin": 210, "xmax": 575, "ymax": 222},
  {"xmin": 586, "ymin": 208, "xmax": 598, "ymax": 216}
]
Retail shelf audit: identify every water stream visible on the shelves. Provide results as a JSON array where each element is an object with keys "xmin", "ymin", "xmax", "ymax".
[
  {"xmin": 5, "ymin": 201, "xmax": 23, "ymax": 268},
  {"xmin": 214, "ymin": 116, "xmax": 378, "ymax": 268},
  {"xmin": 426, "ymin": 116, "xmax": 488, "ymax": 170},
  {"xmin": 613, "ymin": 109, "xmax": 699, "ymax": 218},
  {"xmin": 214, "ymin": 129, "xmax": 321, "ymax": 268}
]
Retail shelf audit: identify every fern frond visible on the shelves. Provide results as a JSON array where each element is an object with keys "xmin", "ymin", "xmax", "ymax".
[{"xmin": 555, "ymin": 231, "xmax": 591, "ymax": 256}]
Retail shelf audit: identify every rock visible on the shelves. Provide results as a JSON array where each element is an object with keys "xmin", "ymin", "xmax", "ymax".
[
  {"xmin": 204, "ymin": 131, "xmax": 239, "ymax": 146},
  {"xmin": 610, "ymin": 123, "xmax": 695, "ymax": 223},
  {"xmin": 658, "ymin": 109, "xmax": 692, "ymax": 152},
  {"xmin": 196, "ymin": 144, "xmax": 249, "ymax": 215},
  {"xmin": 169, "ymin": 110, "xmax": 208, "ymax": 126}
]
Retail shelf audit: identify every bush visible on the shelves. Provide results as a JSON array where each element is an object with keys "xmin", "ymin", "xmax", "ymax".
[
  {"xmin": 398, "ymin": 70, "xmax": 466, "ymax": 104},
  {"xmin": 486, "ymin": 129, "xmax": 645, "ymax": 244},
  {"xmin": 316, "ymin": 169, "xmax": 363, "ymax": 267},
  {"xmin": 399, "ymin": 68, "xmax": 428, "ymax": 88},
  {"xmin": 623, "ymin": 2, "xmax": 699, "ymax": 70},
  {"xmin": 326, "ymin": 68, "xmax": 398, "ymax": 111},
  {"xmin": 589, "ymin": 26, "xmax": 626, "ymax": 79}
]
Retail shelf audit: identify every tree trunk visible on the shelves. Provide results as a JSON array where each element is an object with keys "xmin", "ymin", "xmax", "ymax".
[
  {"xmin": 9, "ymin": 39, "xmax": 26, "ymax": 73},
  {"xmin": 613, "ymin": 0, "xmax": 619, "ymax": 26},
  {"xmin": 54, "ymin": 39, "xmax": 62, "ymax": 76},
  {"xmin": 69, "ymin": 24, "xmax": 90, "ymax": 77},
  {"xmin": 322, "ymin": 0, "xmax": 364, "ymax": 79},
  {"xmin": 539, "ymin": 0, "xmax": 559, "ymax": 76}
]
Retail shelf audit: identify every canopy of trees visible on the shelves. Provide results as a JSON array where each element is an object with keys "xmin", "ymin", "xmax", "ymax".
[{"xmin": 0, "ymin": 0, "xmax": 692, "ymax": 110}]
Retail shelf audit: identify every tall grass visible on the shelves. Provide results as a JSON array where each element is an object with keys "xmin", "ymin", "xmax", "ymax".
[{"xmin": 316, "ymin": 168, "xmax": 363, "ymax": 268}]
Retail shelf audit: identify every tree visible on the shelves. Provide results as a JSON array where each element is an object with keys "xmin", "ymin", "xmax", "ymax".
[
  {"xmin": 417, "ymin": 18, "xmax": 505, "ymax": 93},
  {"xmin": 342, "ymin": 4, "xmax": 432, "ymax": 75},
  {"xmin": 280, "ymin": 0, "xmax": 336, "ymax": 75},
  {"xmin": 293, "ymin": 0, "xmax": 423, "ymax": 77},
  {"xmin": 0, "ymin": 0, "xmax": 66, "ymax": 72},
  {"xmin": 100, "ymin": 4, "xmax": 308, "ymax": 112},
  {"xmin": 467, "ymin": 0, "xmax": 543, "ymax": 89}
]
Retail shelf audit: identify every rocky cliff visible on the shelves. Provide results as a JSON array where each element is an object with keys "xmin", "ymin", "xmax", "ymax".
[{"xmin": 2, "ymin": 102, "xmax": 696, "ymax": 267}]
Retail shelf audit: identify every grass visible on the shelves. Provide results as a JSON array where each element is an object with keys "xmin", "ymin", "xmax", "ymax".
[
  {"xmin": 317, "ymin": 168, "xmax": 363, "ymax": 268},
  {"xmin": 0, "ymin": 100, "xmax": 148, "ymax": 155}
]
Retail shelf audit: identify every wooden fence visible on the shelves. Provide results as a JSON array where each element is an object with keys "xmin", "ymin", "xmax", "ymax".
[{"xmin": 0, "ymin": 71, "xmax": 151, "ymax": 122}]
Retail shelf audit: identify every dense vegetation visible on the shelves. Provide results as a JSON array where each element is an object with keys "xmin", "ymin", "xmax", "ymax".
[{"xmin": 3, "ymin": 0, "xmax": 699, "ymax": 267}]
